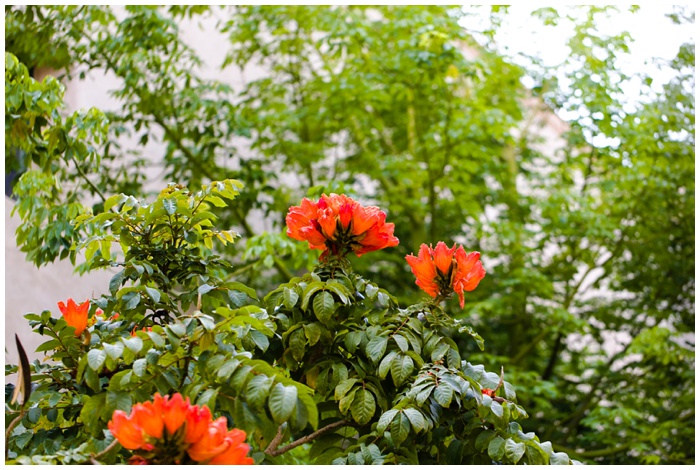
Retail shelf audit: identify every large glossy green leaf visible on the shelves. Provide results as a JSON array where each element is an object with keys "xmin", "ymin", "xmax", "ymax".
[
  {"xmin": 313, "ymin": 291, "xmax": 336, "ymax": 324},
  {"xmin": 269, "ymin": 382, "xmax": 298, "ymax": 423},
  {"xmin": 365, "ymin": 336, "xmax": 388, "ymax": 364},
  {"xmin": 351, "ymin": 388, "xmax": 376, "ymax": 425}
]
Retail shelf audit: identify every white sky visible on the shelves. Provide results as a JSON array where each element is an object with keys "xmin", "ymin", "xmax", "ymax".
[{"xmin": 459, "ymin": 4, "xmax": 695, "ymax": 105}]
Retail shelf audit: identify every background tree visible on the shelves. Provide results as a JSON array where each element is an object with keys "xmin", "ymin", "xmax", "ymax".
[{"xmin": 5, "ymin": 5, "xmax": 694, "ymax": 464}]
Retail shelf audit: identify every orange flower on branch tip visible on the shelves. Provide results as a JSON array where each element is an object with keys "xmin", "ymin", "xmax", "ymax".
[
  {"xmin": 286, "ymin": 193, "xmax": 399, "ymax": 258},
  {"xmin": 406, "ymin": 242, "xmax": 486, "ymax": 308},
  {"xmin": 57, "ymin": 298, "xmax": 90, "ymax": 336},
  {"xmin": 108, "ymin": 393, "xmax": 253, "ymax": 465}
]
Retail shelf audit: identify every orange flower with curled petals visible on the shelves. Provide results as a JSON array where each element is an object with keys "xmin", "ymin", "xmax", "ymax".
[
  {"xmin": 109, "ymin": 409, "xmax": 151, "ymax": 450},
  {"xmin": 161, "ymin": 392, "xmax": 190, "ymax": 437},
  {"xmin": 188, "ymin": 418, "xmax": 254, "ymax": 465},
  {"xmin": 57, "ymin": 298, "xmax": 90, "ymax": 336},
  {"xmin": 108, "ymin": 393, "xmax": 253, "ymax": 465},
  {"xmin": 286, "ymin": 194, "xmax": 399, "ymax": 258},
  {"xmin": 208, "ymin": 428, "xmax": 254, "ymax": 465},
  {"xmin": 184, "ymin": 404, "xmax": 212, "ymax": 445},
  {"xmin": 406, "ymin": 242, "xmax": 486, "ymax": 308}
]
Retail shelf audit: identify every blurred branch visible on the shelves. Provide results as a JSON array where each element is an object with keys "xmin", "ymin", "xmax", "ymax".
[{"xmin": 553, "ymin": 441, "xmax": 632, "ymax": 459}]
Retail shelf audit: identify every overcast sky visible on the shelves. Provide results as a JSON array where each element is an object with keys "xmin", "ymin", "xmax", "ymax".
[{"xmin": 459, "ymin": 5, "xmax": 694, "ymax": 106}]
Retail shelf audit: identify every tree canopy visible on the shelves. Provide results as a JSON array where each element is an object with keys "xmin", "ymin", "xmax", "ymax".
[{"xmin": 5, "ymin": 5, "xmax": 695, "ymax": 465}]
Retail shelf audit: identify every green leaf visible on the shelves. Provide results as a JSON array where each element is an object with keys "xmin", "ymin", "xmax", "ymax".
[
  {"xmin": 303, "ymin": 323, "xmax": 322, "ymax": 346},
  {"xmin": 228, "ymin": 290, "xmax": 247, "ymax": 307},
  {"xmin": 198, "ymin": 284, "xmax": 216, "ymax": 295},
  {"xmin": 246, "ymin": 374, "xmax": 274, "ymax": 410},
  {"xmin": 133, "ymin": 358, "xmax": 147, "ymax": 377},
  {"xmin": 488, "ymin": 436, "xmax": 506, "ymax": 461},
  {"xmin": 249, "ymin": 329, "xmax": 269, "ymax": 352},
  {"xmin": 415, "ymin": 384, "xmax": 435, "ymax": 406},
  {"xmin": 163, "ymin": 198, "xmax": 177, "ymax": 215},
  {"xmin": 433, "ymin": 382, "xmax": 453, "ymax": 407},
  {"xmin": 269, "ymin": 382, "xmax": 298, "ymax": 423},
  {"xmin": 525, "ymin": 444, "xmax": 548, "ymax": 465},
  {"xmin": 87, "ymin": 349, "xmax": 106, "ymax": 371},
  {"xmin": 351, "ymin": 388, "xmax": 376, "ymax": 425},
  {"xmin": 125, "ymin": 293, "xmax": 141, "ymax": 310},
  {"xmin": 103, "ymin": 342, "xmax": 124, "ymax": 361},
  {"xmin": 283, "ymin": 287, "xmax": 299, "ymax": 309},
  {"xmin": 313, "ymin": 291, "xmax": 335, "ymax": 324},
  {"xmin": 390, "ymin": 412, "xmax": 411, "ymax": 446},
  {"xmin": 378, "ymin": 350, "xmax": 398, "ymax": 378},
  {"xmin": 168, "ymin": 323, "xmax": 186, "ymax": 337},
  {"xmin": 390, "ymin": 354, "xmax": 414, "ymax": 387},
  {"xmin": 80, "ymin": 393, "xmax": 106, "ymax": 435},
  {"xmin": 505, "ymin": 439, "xmax": 526, "ymax": 464},
  {"xmin": 476, "ymin": 429, "xmax": 496, "ymax": 452},
  {"xmin": 301, "ymin": 282, "xmax": 324, "ymax": 310},
  {"xmin": 377, "ymin": 409, "xmax": 400, "ymax": 433},
  {"xmin": 393, "ymin": 334, "xmax": 408, "ymax": 352},
  {"xmin": 148, "ymin": 331, "xmax": 165, "ymax": 348},
  {"xmin": 106, "ymin": 390, "xmax": 132, "ymax": 413},
  {"xmin": 217, "ymin": 359, "xmax": 240, "ymax": 380},
  {"xmin": 339, "ymin": 387, "xmax": 358, "ymax": 414},
  {"xmin": 145, "ymin": 287, "xmax": 161, "ymax": 303},
  {"xmin": 550, "ymin": 452, "xmax": 572, "ymax": 465},
  {"xmin": 289, "ymin": 328, "xmax": 307, "ymax": 361},
  {"xmin": 109, "ymin": 270, "xmax": 125, "ymax": 295},
  {"xmin": 334, "ymin": 378, "xmax": 358, "ymax": 401},
  {"xmin": 403, "ymin": 408, "xmax": 426, "ymax": 433},
  {"xmin": 103, "ymin": 194, "xmax": 122, "ymax": 212},
  {"xmin": 430, "ymin": 341, "xmax": 450, "ymax": 362},
  {"xmin": 491, "ymin": 400, "xmax": 504, "ymax": 418},
  {"xmin": 122, "ymin": 336, "xmax": 143, "ymax": 354},
  {"xmin": 365, "ymin": 336, "xmax": 388, "ymax": 364}
]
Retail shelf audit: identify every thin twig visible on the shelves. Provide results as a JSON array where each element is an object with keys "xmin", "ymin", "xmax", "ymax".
[
  {"xmin": 71, "ymin": 156, "xmax": 107, "ymax": 203},
  {"xmin": 265, "ymin": 420, "xmax": 349, "ymax": 457},
  {"xmin": 90, "ymin": 438, "xmax": 120, "ymax": 463}
]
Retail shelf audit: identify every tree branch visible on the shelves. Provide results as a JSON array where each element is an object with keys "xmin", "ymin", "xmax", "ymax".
[
  {"xmin": 71, "ymin": 155, "xmax": 107, "ymax": 203},
  {"xmin": 265, "ymin": 420, "xmax": 349, "ymax": 457},
  {"xmin": 264, "ymin": 425, "xmax": 286, "ymax": 455},
  {"xmin": 553, "ymin": 441, "xmax": 632, "ymax": 459}
]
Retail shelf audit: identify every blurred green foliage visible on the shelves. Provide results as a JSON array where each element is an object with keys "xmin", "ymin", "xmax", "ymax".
[{"xmin": 5, "ymin": 5, "xmax": 694, "ymax": 464}]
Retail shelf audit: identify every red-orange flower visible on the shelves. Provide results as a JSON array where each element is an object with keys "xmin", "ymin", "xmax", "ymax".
[
  {"xmin": 57, "ymin": 298, "xmax": 90, "ymax": 336},
  {"xmin": 286, "ymin": 193, "xmax": 399, "ymax": 258},
  {"xmin": 406, "ymin": 242, "xmax": 486, "ymax": 308},
  {"xmin": 188, "ymin": 418, "xmax": 254, "ymax": 465},
  {"xmin": 108, "ymin": 393, "xmax": 253, "ymax": 465}
]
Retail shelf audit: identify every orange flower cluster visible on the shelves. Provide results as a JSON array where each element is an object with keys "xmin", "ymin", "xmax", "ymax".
[
  {"xmin": 108, "ymin": 393, "xmax": 253, "ymax": 465},
  {"xmin": 286, "ymin": 194, "xmax": 399, "ymax": 258},
  {"xmin": 406, "ymin": 242, "xmax": 486, "ymax": 308},
  {"xmin": 58, "ymin": 298, "xmax": 90, "ymax": 336}
]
